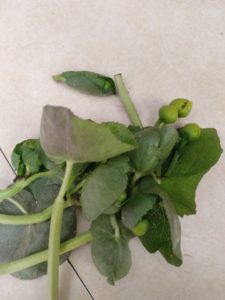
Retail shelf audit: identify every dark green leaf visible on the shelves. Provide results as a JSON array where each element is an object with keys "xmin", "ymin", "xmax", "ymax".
[
  {"xmin": 11, "ymin": 139, "xmax": 60, "ymax": 177},
  {"xmin": 129, "ymin": 126, "xmax": 178, "ymax": 178},
  {"xmin": 160, "ymin": 128, "xmax": 222, "ymax": 215},
  {"xmin": 102, "ymin": 122, "xmax": 137, "ymax": 146},
  {"xmin": 159, "ymin": 126, "xmax": 178, "ymax": 163},
  {"xmin": 129, "ymin": 127, "xmax": 160, "ymax": 177},
  {"xmin": 81, "ymin": 157, "xmax": 129, "ymax": 220},
  {"xmin": 53, "ymin": 71, "xmax": 115, "ymax": 96},
  {"xmin": 12, "ymin": 140, "xmax": 42, "ymax": 176},
  {"xmin": 0, "ymin": 178, "xmax": 76, "ymax": 279},
  {"xmin": 121, "ymin": 188, "xmax": 156, "ymax": 229},
  {"xmin": 91, "ymin": 215, "xmax": 132, "ymax": 285},
  {"xmin": 140, "ymin": 205, "xmax": 182, "ymax": 266},
  {"xmin": 140, "ymin": 177, "xmax": 182, "ymax": 266},
  {"xmin": 40, "ymin": 105, "xmax": 136, "ymax": 163}
]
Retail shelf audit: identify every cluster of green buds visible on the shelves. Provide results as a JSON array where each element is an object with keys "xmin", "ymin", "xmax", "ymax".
[{"xmin": 158, "ymin": 98, "xmax": 193, "ymax": 125}]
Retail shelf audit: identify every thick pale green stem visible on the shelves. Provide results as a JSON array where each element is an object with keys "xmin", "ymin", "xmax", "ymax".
[
  {"xmin": 0, "ymin": 230, "xmax": 92, "ymax": 276},
  {"xmin": 114, "ymin": 74, "xmax": 143, "ymax": 128},
  {"xmin": 47, "ymin": 161, "xmax": 74, "ymax": 300},
  {"xmin": 0, "ymin": 171, "xmax": 53, "ymax": 201}
]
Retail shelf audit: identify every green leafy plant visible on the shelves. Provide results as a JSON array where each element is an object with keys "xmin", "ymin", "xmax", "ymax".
[{"xmin": 0, "ymin": 71, "xmax": 222, "ymax": 300}]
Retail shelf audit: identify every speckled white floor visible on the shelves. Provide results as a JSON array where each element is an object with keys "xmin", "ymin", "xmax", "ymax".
[{"xmin": 0, "ymin": 1, "xmax": 225, "ymax": 299}]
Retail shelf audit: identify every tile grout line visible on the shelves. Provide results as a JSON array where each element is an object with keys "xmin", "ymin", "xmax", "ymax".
[
  {"xmin": 0, "ymin": 146, "xmax": 95, "ymax": 300},
  {"xmin": 67, "ymin": 258, "xmax": 95, "ymax": 300},
  {"xmin": 0, "ymin": 147, "xmax": 16, "ymax": 175}
]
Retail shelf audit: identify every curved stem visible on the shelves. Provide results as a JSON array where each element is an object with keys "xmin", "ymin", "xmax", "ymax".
[
  {"xmin": 131, "ymin": 172, "xmax": 141, "ymax": 186},
  {"xmin": 47, "ymin": 160, "xmax": 74, "ymax": 300},
  {"xmin": 0, "ymin": 230, "xmax": 93, "ymax": 276},
  {"xmin": 155, "ymin": 119, "xmax": 164, "ymax": 128},
  {"xmin": 114, "ymin": 74, "xmax": 143, "ymax": 128},
  {"xmin": 0, "ymin": 171, "xmax": 53, "ymax": 201},
  {"xmin": 0, "ymin": 199, "xmax": 76, "ymax": 225}
]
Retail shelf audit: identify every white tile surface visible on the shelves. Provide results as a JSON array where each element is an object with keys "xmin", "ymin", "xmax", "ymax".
[{"xmin": 0, "ymin": 1, "xmax": 225, "ymax": 299}]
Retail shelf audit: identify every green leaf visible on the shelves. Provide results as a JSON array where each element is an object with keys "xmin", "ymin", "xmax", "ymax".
[
  {"xmin": 159, "ymin": 126, "xmax": 178, "ymax": 163},
  {"xmin": 121, "ymin": 188, "xmax": 156, "ymax": 229},
  {"xmin": 129, "ymin": 127, "xmax": 160, "ymax": 176},
  {"xmin": 160, "ymin": 128, "xmax": 222, "ymax": 215},
  {"xmin": 12, "ymin": 140, "xmax": 42, "ymax": 176},
  {"xmin": 102, "ymin": 122, "xmax": 137, "ymax": 146},
  {"xmin": 138, "ymin": 180, "xmax": 182, "ymax": 266},
  {"xmin": 53, "ymin": 71, "xmax": 115, "ymax": 96},
  {"xmin": 140, "ymin": 204, "xmax": 182, "ymax": 267},
  {"xmin": 81, "ymin": 157, "xmax": 129, "ymax": 220},
  {"xmin": 129, "ymin": 126, "xmax": 178, "ymax": 178},
  {"xmin": 91, "ymin": 215, "xmax": 132, "ymax": 285},
  {"xmin": 11, "ymin": 139, "xmax": 60, "ymax": 177},
  {"xmin": 0, "ymin": 178, "xmax": 76, "ymax": 280},
  {"xmin": 169, "ymin": 128, "xmax": 222, "ymax": 176},
  {"xmin": 40, "ymin": 105, "xmax": 136, "ymax": 163}
]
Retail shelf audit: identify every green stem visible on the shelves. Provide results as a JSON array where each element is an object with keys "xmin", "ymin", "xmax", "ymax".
[
  {"xmin": 0, "ymin": 230, "xmax": 92, "ymax": 276},
  {"xmin": 47, "ymin": 160, "xmax": 74, "ymax": 300},
  {"xmin": 0, "ymin": 171, "xmax": 53, "ymax": 201},
  {"xmin": 150, "ymin": 173, "xmax": 161, "ymax": 185},
  {"xmin": 110, "ymin": 215, "xmax": 120, "ymax": 238},
  {"xmin": 155, "ymin": 119, "xmax": 164, "ymax": 128},
  {"xmin": 131, "ymin": 172, "xmax": 141, "ymax": 186},
  {"xmin": 68, "ymin": 178, "xmax": 85, "ymax": 195},
  {"xmin": 0, "ymin": 199, "xmax": 76, "ymax": 225},
  {"xmin": 114, "ymin": 74, "xmax": 143, "ymax": 128}
]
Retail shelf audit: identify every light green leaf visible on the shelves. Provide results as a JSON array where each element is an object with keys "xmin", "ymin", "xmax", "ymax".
[
  {"xmin": 81, "ymin": 157, "xmax": 129, "ymax": 220},
  {"xmin": 40, "ymin": 105, "xmax": 136, "ymax": 163},
  {"xmin": 91, "ymin": 215, "xmax": 132, "ymax": 285},
  {"xmin": 160, "ymin": 128, "xmax": 222, "ymax": 216},
  {"xmin": 121, "ymin": 188, "xmax": 156, "ymax": 229},
  {"xmin": 169, "ymin": 128, "xmax": 222, "ymax": 176}
]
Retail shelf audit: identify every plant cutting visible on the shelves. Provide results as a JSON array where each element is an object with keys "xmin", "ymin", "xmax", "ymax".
[{"xmin": 0, "ymin": 71, "xmax": 222, "ymax": 300}]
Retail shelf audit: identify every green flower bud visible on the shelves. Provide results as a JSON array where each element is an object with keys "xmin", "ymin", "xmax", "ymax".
[
  {"xmin": 132, "ymin": 219, "xmax": 149, "ymax": 236},
  {"xmin": 115, "ymin": 192, "xmax": 127, "ymax": 207},
  {"xmin": 53, "ymin": 71, "xmax": 116, "ymax": 96},
  {"xmin": 159, "ymin": 105, "xmax": 178, "ymax": 124},
  {"xmin": 170, "ymin": 98, "xmax": 192, "ymax": 118},
  {"xmin": 180, "ymin": 123, "xmax": 201, "ymax": 142}
]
